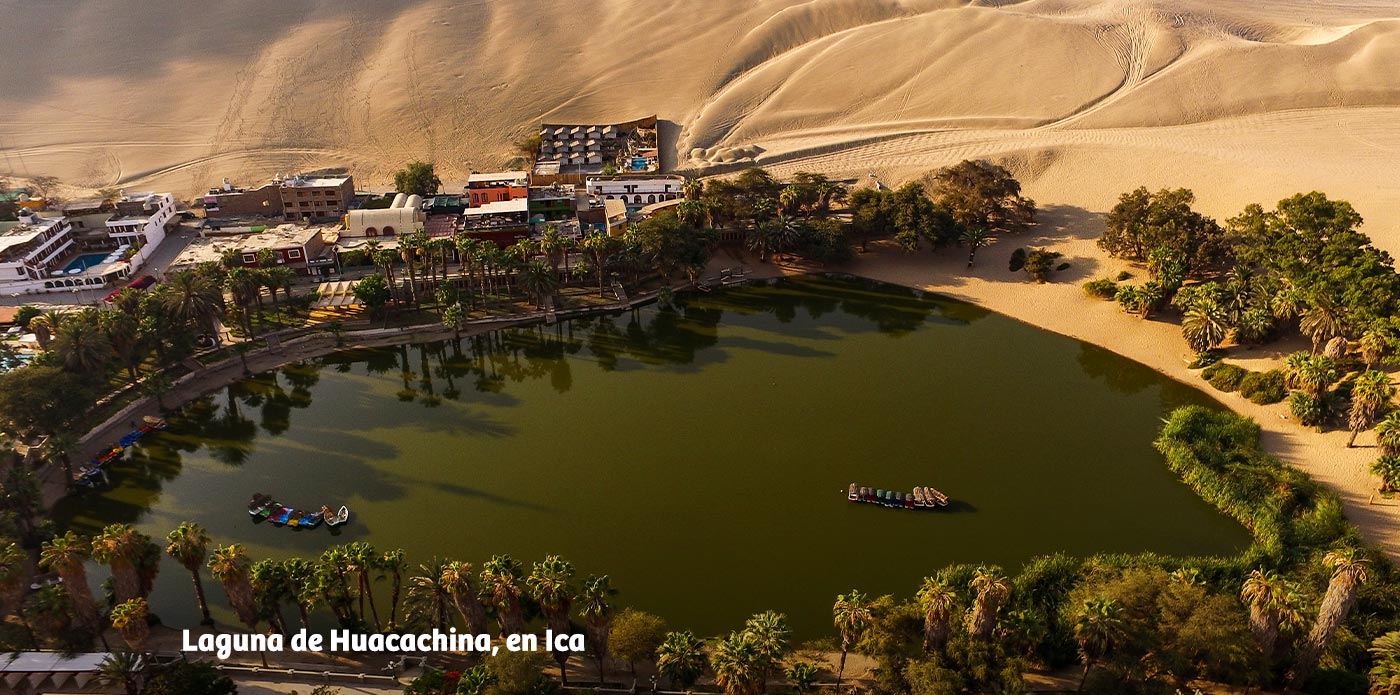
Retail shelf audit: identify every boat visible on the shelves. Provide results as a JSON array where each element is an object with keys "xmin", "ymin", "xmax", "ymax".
[
  {"xmin": 845, "ymin": 484, "xmax": 950, "ymax": 510},
  {"xmin": 296, "ymin": 512, "xmax": 324, "ymax": 528},
  {"xmin": 285, "ymin": 510, "xmax": 306, "ymax": 525},
  {"xmin": 326, "ymin": 505, "xmax": 350, "ymax": 527},
  {"xmin": 269, "ymin": 507, "xmax": 294, "ymax": 525},
  {"xmin": 142, "ymin": 415, "xmax": 168, "ymax": 429},
  {"xmin": 248, "ymin": 494, "xmax": 275, "ymax": 516}
]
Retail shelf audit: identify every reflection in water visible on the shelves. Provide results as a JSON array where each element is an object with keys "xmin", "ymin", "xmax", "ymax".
[{"xmin": 52, "ymin": 275, "xmax": 1244, "ymax": 635}]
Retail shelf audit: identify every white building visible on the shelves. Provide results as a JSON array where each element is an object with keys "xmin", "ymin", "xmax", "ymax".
[
  {"xmin": 105, "ymin": 192, "xmax": 175, "ymax": 266},
  {"xmin": 0, "ymin": 212, "xmax": 132, "ymax": 294},
  {"xmin": 584, "ymin": 176, "xmax": 686, "ymax": 210}
]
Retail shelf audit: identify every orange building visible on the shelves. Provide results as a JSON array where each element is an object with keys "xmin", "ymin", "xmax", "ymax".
[{"xmin": 465, "ymin": 171, "xmax": 528, "ymax": 207}]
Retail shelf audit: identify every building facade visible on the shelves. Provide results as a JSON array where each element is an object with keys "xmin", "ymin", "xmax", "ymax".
[
  {"xmin": 585, "ymin": 176, "xmax": 685, "ymax": 211},
  {"xmin": 465, "ymin": 171, "xmax": 528, "ymax": 207},
  {"xmin": 105, "ymin": 192, "xmax": 175, "ymax": 266},
  {"xmin": 279, "ymin": 174, "xmax": 355, "ymax": 222}
]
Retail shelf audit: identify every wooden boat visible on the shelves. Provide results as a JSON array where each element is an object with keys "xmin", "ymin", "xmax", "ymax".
[
  {"xmin": 847, "ymin": 483, "xmax": 859, "ymax": 501},
  {"xmin": 326, "ymin": 505, "xmax": 350, "ymax": 527},
  {"xmin": 926, "ymin": 487, "xmax": 949, "ymax": 507},
  {"xmin": 142, "ymin": 415, "xmax": 168, "ymax": 429},
  {"xmin": 913, "ymin": 488, "xmax": 926, "ymax": 507}
]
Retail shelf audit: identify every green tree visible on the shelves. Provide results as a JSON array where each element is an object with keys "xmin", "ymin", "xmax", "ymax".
[
  {"xmin": 92, "ymin": 523, "xmax": 151, "ymax": 603},
  {"xmin": 441, "ymin": 559, "xmax": 488, "ymax": 635},
  {"xmin": 1071, "ymin": 597, "xmax": 1124, "ymax": 690},
  {"xmin": 96, "ymin": 652, "xmax": 144, "ymax": 695},
  {"xmin": 110, "ymin": 598, "xmax": 150, "ymax": 652},
  {"xmin": 916, "ymin": 577, "xmax": 958, "ymax": 654},
  {"xmin": 481, "ymin": 555, "xmax": 526, "ymax": 634},
  {"xmin": 610, "ymin": 608, "xmax": 668, "ymax": 675},
  {"xmin": 39, "ymin": 531, "xmax": 99, "ymax": 631},
  {"xmin": 526, "ymin": 555, "xmax": 576, "ymax": 683},
  {"xmin": 1181, "ymin": 297, "xmax": 1230, "ymax": 352},
  {"xmin": 1240, "ymin": 569, "xmax": 1303, "ymax": 666},
  {"xmin": 1021, "ymin": 248, "xmax": 1062, "ymax": 284},
  {"xmin": 353, "ymin": 274, "xmax": 392, "ymax": 319},
  {"xmin": 1348, "ymin": 370, "xmax": 1394, "ymax": 447},
  {"xmin": 394, "ymin": 160, "xmax": 442, "ymax": 197},
  {"xmin": 742, "ymin": 610, "xmax": 791, "ymax": 692},
  {"xmin": 712, "ymin": 631, "xmax": 766, "ymax": 695},
  {"xmin": 832, "ymin": 588, "xmax": 873, "ymax": 690},
  {"xmin": 165, "ymin": 522, "xmax": 213, "ymax": 625},
  {"xmin": 930, "ymin": 160, "xmax": 1036, "ymax": 236},
  {"xmin": 657, "ymin": 630, "xmax": 708, "ymax": 690},
  {"xmin": 580, "ymin": 574, "xmax": 616, "ymax": 683},
  {"xmin": 968, "ymin": 567, "xmax": 1010, "ymax": 641},
  {"xmin": 1369, "ymin": 631, "xmax": 1400, "ymax": 695},
  {"xmin": 141, "ymin": 661, "xmax": 237, "ymax": 695},
  {"xmin": 208, "ymin": 543, "xmax": 259, "ymax": 630},
  {"xmin": 1290, "ymin": 548, "xmax": 1372, "ymax": 688},
  {"xmin": 785, "ymin": 662, "xmax": 822, "ymax": 695},
  {"xmin": 1099, "ymin": 187, "xmax": 1225, "ymax": 275},
  {"xmin": 0, "ymin": 365, "xmax": 93, "ymax": 438}
]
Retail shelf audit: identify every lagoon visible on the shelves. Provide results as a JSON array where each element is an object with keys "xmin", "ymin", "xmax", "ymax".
[{"xmin": 54, "ymin": 275, "xmax": 1249, "ymax": 636}]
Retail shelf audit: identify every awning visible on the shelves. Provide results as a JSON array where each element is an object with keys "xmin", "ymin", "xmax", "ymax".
[{"xmin": 312, "ymin": 280, "xmax": 364, "ymax": 309}]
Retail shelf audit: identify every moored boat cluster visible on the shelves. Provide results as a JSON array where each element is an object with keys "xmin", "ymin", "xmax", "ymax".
[{"xmin": 847, "ymin": 483, "xmax": 949, "ymax": 509}]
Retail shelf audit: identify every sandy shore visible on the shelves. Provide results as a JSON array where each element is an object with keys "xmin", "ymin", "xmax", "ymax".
[{"xmin": 719, "ymin": 228, "xmax": 1397, "ymax": 560}]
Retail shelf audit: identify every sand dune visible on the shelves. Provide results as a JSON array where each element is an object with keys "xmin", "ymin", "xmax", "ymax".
[{"xmin": 1, "ymin": 0, "xmax": 1395, "ymax": 213}]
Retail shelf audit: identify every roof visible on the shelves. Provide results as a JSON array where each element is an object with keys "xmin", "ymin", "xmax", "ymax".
[
  {"xmin": 463, "ymin": 198, "xmax": 529, "ymax": 216},
  {"xmin": 281, "ymin": 175, "xmax": 351, "ymax": 188},
  {"xmin": 467, "ymin": 171, "xmax": 528, "ymax": 184},
  {"xmin": 312, "ymin": 280, "xmax": 363, "ymax": 309},
  {"xmin": 0, "ymin": 216, "xmax": 67, "ymax": 258},
  {"xmin": 424, "ymin": 214, "xmax": 458, "ymax": 238},
  {"xmin": 170, "ymin": 224, "xmax": 326, "ymax": 267},
  {"xmin": 0, "ymin": 651, "xmax": 116, "ymax": 672},
  {"xmin": 0, "ymin": 306, "xmax": 19, "ymax": 325}
]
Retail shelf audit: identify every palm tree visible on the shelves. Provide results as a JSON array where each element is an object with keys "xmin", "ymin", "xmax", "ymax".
[
  {"xmin": 345, "ymin": 541, "xmax": 382, "ymax": 630},
  {"xmin": 165, "ymin": 522, "xmax": 213, "ymax": 625},
  {"xmin": 657, "ymin": 630, "xmax": 708, "ymax": 690},
  {"xmin": 832, "ymin": 589, "xmax": 872, "ymax": 691},
  {"xmin": 1235, "ymin": 307, "xmax": 1275, "ymax": 345},
  {"xmin": 582, "ymin": 232, "xmax": 617, "ymax": 297},
  {"xmin": 742, "ymin": 611, "xmax": 791, "ymax": 692},
  {"xmin": 1293, "ymin": 354, "xmax": 1340, "ymax": 400},
  {"xmin": 282, "ymin": 557, "xmax": 319, "ymax": 630},
  {"xmin": 41, "ymin": 432, "xmax": 78, "ymax": 490},
  {"xmin": 539, "ymin": 224, "xmax": 568, "ymax": 278},
  {"xmin": 1349, "ymin": 370, "xmax": 1394, "ymax": 447},
  {"xmin": 1300, "ymin": 300, "xmax": 1344, "ymax": 353},
  {"xmin": 1369, "ymin": 631, "xmax": 1400, "ymax": 695},
  {"xmin": 1361, "ymin": 330, "xmax": 1390, "ymax": 369},
  {"xmin": 1072, "ymin": 597, "xmax": 1124, "ymax": 691},
  {"xmin": 92, "ymin": 523, "xmax": 147, "ymax": 603},
  {"xmin": 481, "ymin": 554, "xmax": 526, "ymax": 634},
  {"xmin": 1241, "ymin": 569, "xmax": 1303, "ymax": 664},
  {"xmin": 916, "ymin": 577, "xmax": 957, "ymax": 653},
  {"xmin": 713, "ymin": 631, "xmax": 766, "ymax": 695},
  {"xmin": 110, "ymin": 598, "xmax": 150, "ymax": 652},
  {"xmin": 969, "ymin": 566, "xmax": 1010, "ymax": 641},
  {"xmin": 406, "ymin": 558, "xmax": 450, "ymax": 630},
  {"xmin": 39, "ymin": 531, "xmax": 99, "ymax": 631},
  {"xmin": 162, "ymin": 270, "xmax": 225, "ymax": 339},
  {"xmin": 208, "ymin": 543, "xmax": 259, "ymax": 630},
  {"xmin": 1371, "ymin": 455, "xmax": 1400, "ymax": 493},
  {"xmin": 580, "ymin": 574, "xmax": 615, "ymax": 683},
  {"xmin": 380, "ymin": 548, "xmax": 408, "ymax": 630},
  {"xmin": 53, "ymin": 315, "xmax": 112, "ymax": 373},
  {"xmin": 28, "ymin": 310, "xmax": 60, "ymax": 350},
  {"xmin": 25, "ymin": 584, "xmax": 69, "ymax": 646},
  {"xmin": 1182, "ymin": 298, "xmax": 1229, "ymax": 352},
  {"xmin": 96, "ymin": 652, "xmax": 144, "ymax": 695},
  {"xmin": 961, "ymin": 227, "xmax": 992, "ymax": 268},
  {"xmin": 521, "ymin": 259, "xmax": 558, "ymax": 308},
  {"xmin": 441, "ymin": 559, "xmax": 488, "ymax": 635},
  {"xmin": 527, "ymin": 555, "xmax": 577, "ymax": 683},
  {"xmin": 455, "ymin": 235, "xmax": 482, "ymax": 308},
  {"xmin": 250, "ymin": 559, "xmax": 292, "ymax": 635},
  {"xmin": 1290, "ymin": 548, "xmax": 1372, "ymax": 687}
]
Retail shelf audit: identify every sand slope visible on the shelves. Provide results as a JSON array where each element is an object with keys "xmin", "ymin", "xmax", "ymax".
[{"xmin": 1, "ymin": 1, "xmax": 1396, "ymax": 225}]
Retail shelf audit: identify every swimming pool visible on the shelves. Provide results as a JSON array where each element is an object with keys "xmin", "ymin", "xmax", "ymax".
[{"xmin": 62, "ymin": 253, "xmax": 110, "ymax": 273}]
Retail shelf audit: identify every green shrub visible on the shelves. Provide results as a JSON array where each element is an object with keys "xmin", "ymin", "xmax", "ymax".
[
  {"xmin": 1115, "ymin": 270, "xmax": 1132, "ymax": 282},
  {"xmin": 1290, "ymin": 391, "xmax": 1329, "ymax": 428},
  {"xmin": 1008, "ymin": 248, "xmax": 1027, "ymax": 272},
  {"xmin": 1202, "ymin": 362, "xmax": 1247, "ymax": 392},
  {"xmin": 1238, "ymin": 370, "xmax": 1287, "ymax": 404},
  {"xmin": 1187, "ymin": 349, "xmax": 1224, "ymax": 369},
  {"xmin": 1082, "ymin": 278, "xmax": 1117, "ymax": 299}
]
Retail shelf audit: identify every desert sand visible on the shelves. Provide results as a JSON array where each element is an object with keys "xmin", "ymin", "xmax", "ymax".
[{"xmin": 2, "ymin": 0, "xmax": 1399, "ymax": 550}]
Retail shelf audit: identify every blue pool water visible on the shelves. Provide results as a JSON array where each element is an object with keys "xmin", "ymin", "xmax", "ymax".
[{"xmin": 62, "ymin": 253, "xmax": 110, "ymax": 273}]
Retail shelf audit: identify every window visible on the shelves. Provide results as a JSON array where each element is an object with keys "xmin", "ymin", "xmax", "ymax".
[
  {"xmin": 242, "ymin": 253, "xmax": 256, "ymax": 263},
  {"xmin": 383, "ymin": 226, "xmax": 396, "ymax": 235},
  {"xmin": 365, "ymin": 227, "xmax": 378, "ymax": 237},
  {"xmin": 634, "ymin": 195, "xmax": 642, "ymax": 204},
  {"xmin": 288, "ymin": 248, "xmax": 302, "ymax": 259},
  {"xmin": 647, "ymin": 194, "xmax": 656, "ymax": 204}
]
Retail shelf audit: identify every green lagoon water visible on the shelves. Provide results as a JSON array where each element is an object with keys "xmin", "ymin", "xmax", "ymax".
[{"xmin": 55, "ymin": 275, "xmax": 1249, "ymax": 636}]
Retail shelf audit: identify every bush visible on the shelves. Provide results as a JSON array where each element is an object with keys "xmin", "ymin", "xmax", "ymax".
[
  {"xmin": 1008, "ymin": 248, "xmax": 1027, "ymax": 272},
  {"xmin": 1202, "ymin": 362, "xmax": 1247, "ymax": 392},
  {"xmin": 1290, "ymin": 391, "xmax": 1329, "ymax": 428},
  {"xmin": 1238, "ymin": 370, "xmax": 1287, "ymax": 404},
  {"xmin": 1115, "ymin": 270, "xmax": 1133, "ymax": 282},
  {"xmin": 1187, "ymin": 349, "xmax": 1224, "ymax": 369},
  {"xmin": 1083, "ymin": 278, "xmax": 1118, "ymax": 299}
]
